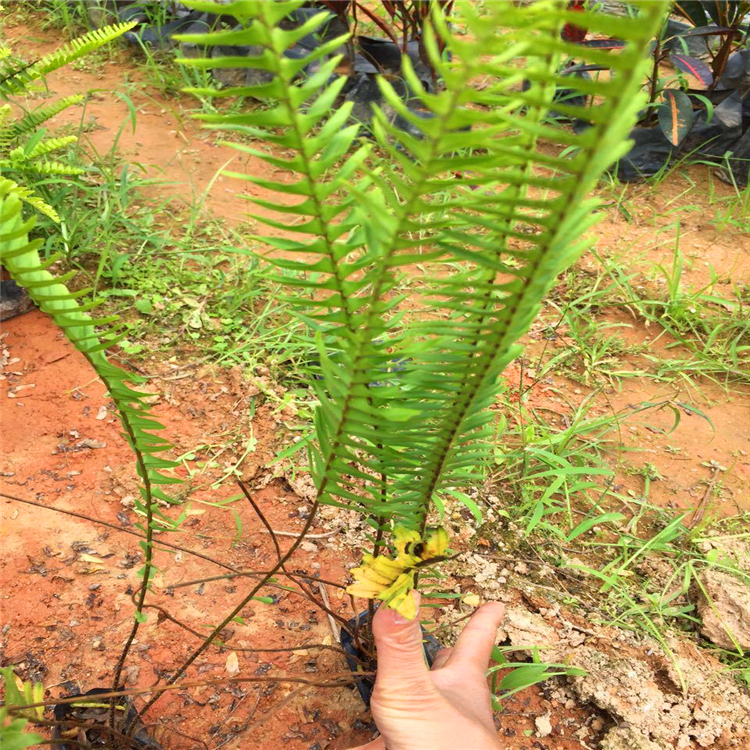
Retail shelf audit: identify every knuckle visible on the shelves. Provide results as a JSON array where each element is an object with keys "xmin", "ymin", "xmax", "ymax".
[
  {"xmin": 371, "ymin": 680, "xmax": 440, "ymax": 712},
  {"xmin": 383, "ymin": 627, "xmax": 423, "ymax": 652}
]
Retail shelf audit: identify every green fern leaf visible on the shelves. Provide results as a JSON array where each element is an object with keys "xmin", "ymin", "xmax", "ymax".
[
  {"xmin": 0, "ymin": 179, "xmax": 180, "ymax": 683},
  {"xmin": 178, "ymin": 1, "xmax": 668, "ymax": 538},
  {"xmin": 2, "ymin": 156, "xmax": 85, "ymax": 176},
  {"xmin": 0, "ymin": 179, "xmax": 59, "ymax": 222},
  {"xmin": 2, "ymin": 95, "xmax": 84, "ymax": 143},
  {"xmin": 0, "ymin": 23, "xmax": 136, "ymax": 97}
]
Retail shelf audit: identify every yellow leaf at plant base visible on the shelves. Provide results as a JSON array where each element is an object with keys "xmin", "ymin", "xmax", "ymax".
[
  {"xmin": 380, "ymin": 571, "xmax": 418, "ymax": 619},
  {"xmin": 346, "ymin": 525, "xmax": 450, "ymax": 620},
  {"xmin": 420, "ymin": 527, "xmax": 449, "ymax": 559}
]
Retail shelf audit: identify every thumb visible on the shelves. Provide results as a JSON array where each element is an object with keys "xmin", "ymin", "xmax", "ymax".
[{"xmin": 371, "ymin": 591, "xmax": 431, "ymax": 688}]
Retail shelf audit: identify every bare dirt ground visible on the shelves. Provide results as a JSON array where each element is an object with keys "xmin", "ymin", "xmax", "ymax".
[
  {"xmin": 1, "ymin": 310, "xmax": 373, "ymax": 749},
  {"xmin": 2, "ymin": 14, "xmax": 750, "ymax": 750},
  {"xmin": 0, "ymin": 311, "xmax": 598, "ymax": 750}
]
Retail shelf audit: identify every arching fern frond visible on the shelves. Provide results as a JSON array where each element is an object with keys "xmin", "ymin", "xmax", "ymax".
[
  {"xmin": 1, "ymin": 94, "xmax": 85, "ymax": 144},
  {"xmin": 3, "ymin": 153, "xmax": 86, "ymax": 176},
  {"xmin": 0, "ymin": 178, "xmax": 180, "ymax": 523},
  {"xmin": 370, "ymin": 3, "xmax": 669, "ymax": 528},
  {"xmin": 0, "ymin": 15, "xmax": 176, "ymax": 689},
  {"xmin": 15, "ymin": 135, "xmax": 79, "ymax": 160},
  {"xmin": 0, "ymin": 22, "xmax": 136, "ymax": 97},
  {"xmin": 1, "ymin": 25, "xmax": 132, "ymax": 220},
  {"xmin": 0, "ymin": 179, "xmax": 60, "ymax": 222},
  {"xmin": 0, "ymin": 177, "xmax": 180, "ymax": 685}
]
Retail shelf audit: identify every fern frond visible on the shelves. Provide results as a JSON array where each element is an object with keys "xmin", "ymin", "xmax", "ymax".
[
  {"xmin": 0, "ymin": 14, "xmax": 172, "ymax": 684},
  {"xmin": 0, "ymin": 22, "xmax": 135, "ymax": 97},
  {"xmin": 176, "ymin": 0, "xmax": 400, "ymax": 511},
  {"xmin": 0, "ymin": 178, "xmax": 180, "ymax": 651},
  {"xmin": 368, "ymin": 1, "xmax": 669, "ymax": 527},
  {"xmin": 177, "ymin": 3, "xmax": 375, "ymax": 347},
  {"xmin": 179, "ymin": 1, "xmax": 668, "ymax": 537},
  {"xmin": 21, "ymin": 135, "xmax": 79, "ymax": 159},
  {"xmin": 0, "ymin": 179, "xmax": 59, "ymax": 222},
  {"xmin": 1, "ymin": 95, "xmax": 84, "ymax": 143},
  {"xmin": 3, "ymin": 155, "xmax": 85, "ymax": 176}
]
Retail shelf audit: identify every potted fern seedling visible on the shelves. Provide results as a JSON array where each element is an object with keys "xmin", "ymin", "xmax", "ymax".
[{"xmin": 1, "ymin": 0, "xmax": 667, "ymax": 743}]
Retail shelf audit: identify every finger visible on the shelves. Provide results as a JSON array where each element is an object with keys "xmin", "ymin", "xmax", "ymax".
[
  {"xmin": 449, "ymin": 602, "xmax": 505, "ymax": 672},
  {"xmin": 345, "ymin": 737, "xmax": 386, "ymax": 750},
  {"xmin": 430, "ymin": 647, "xmax": 453, "ymax": 671},
  {"xmin": 371, "ymin": 591, "xmax": 431, "ymax": 687}
]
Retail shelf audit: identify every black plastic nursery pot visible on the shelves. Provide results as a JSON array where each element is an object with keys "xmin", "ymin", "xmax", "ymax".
[
  {"xmin": 615, "ymin": 124, "xmax": 675, "ymax": 181},
  {"xmin": 340, "ymin": 609, "xmax": 442, "ymax": 707},
  {"xmin": 0, "ymin": 275, "xmax": 33, "ymax": 321},
  {"xmin": 52, "ymin": 687, "xmax": 160, "ymax": 750},
  {"xmin": 615, "ymin": 88, "xmax": 750, "ymax": 185}
]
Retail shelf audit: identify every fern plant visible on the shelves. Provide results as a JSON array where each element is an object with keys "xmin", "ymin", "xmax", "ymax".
[
  {"xmin": 0, "ymin": 1, "xmax": 668, "ymax": 739},
  {"xmin": 0, "ymin": 22, "xmax": 135, "ymax": 220},
  {"xmin": 173, "ymin": 0, "xmax": 669, "ymax": 615},
  {"xmin": 0, "ymin": 21, "xmax": 182, "ymax": 740}
]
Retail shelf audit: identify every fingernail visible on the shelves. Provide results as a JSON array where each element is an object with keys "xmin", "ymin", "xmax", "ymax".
[{"xmin": 392, "ymin": 611, "xmax": 412, "ymax": 626}]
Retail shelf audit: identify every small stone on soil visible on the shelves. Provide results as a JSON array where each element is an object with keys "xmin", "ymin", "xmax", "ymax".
[{"xmin": 535, "ymin": 713, "xmax": 553, "ymax": 738}]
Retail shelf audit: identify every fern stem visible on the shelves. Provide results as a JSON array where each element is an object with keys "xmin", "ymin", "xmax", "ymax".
[
  {"xmin": 136, "ymin": 499, "xmax": 321, "ymax": 720},
  {"xmin": 109, "ymin": 403, "xmax": 156, "ymax": 728}
]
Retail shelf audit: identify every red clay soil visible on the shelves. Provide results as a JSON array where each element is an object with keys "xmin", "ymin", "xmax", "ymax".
[
  {"xmin": 0, "ymin": 310, "xmax": 357, "ymax": 748},
  {"xmin": 1, "ymin": 311, "xmax": 594, "ymax": 750}
]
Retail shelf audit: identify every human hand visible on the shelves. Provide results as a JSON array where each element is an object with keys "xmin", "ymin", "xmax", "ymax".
[{"xmin": 348, "ymin": 593, "xmax": 505, "ymax": 750}]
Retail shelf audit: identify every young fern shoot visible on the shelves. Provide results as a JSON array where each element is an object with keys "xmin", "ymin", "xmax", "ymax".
[{"xmin": 176, "ymin": 0, "xmax": 668, "ymax": 617}]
